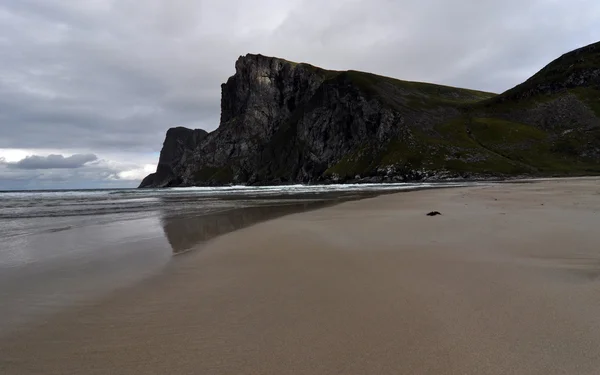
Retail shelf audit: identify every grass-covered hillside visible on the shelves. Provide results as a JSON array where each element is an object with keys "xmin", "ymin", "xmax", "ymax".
[{"xmin": 320, "ymin": 42, "xmax": 600, "ymax": 181}]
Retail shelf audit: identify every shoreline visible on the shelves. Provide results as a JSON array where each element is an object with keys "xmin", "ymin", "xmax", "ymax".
[
  {"xmin": 2, "ymin": 178, "xmax": 600, "ymax": 374},
  {"xmin": 139, "ymin": 174, "xmax": 600, "ymax": 189}
]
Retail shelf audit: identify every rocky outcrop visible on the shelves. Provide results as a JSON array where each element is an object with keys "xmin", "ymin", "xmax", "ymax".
[
  {"xmin": 139, "ymin": 127, "xmax": 207, "ymax": 187},
  {"xmin": 140, "ymin": 42, "xmax": 600, "ymax": 188}
]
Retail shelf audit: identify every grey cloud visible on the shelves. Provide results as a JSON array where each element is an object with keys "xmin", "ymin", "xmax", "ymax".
[
  {"xmin": 0, "ymin": 153, "xmax": 154, "ymax": 189},
  {"xmin": 6, "ymin": 154, "xmax": 98, "ymax": 169},
  {"xmin": 0, "ymin": 0, "xmax": 598, "ymax": 188}
]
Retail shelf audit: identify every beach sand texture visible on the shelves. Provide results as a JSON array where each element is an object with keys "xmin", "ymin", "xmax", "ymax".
[{"xmin": 2, "ymin": 179, "xmax": 600, "ymax": 374}]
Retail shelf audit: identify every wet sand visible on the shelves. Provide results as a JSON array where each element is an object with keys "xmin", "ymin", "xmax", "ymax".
[{"xmin": 2, "ymin": 179, "xmax": 600, "ymax": 374}]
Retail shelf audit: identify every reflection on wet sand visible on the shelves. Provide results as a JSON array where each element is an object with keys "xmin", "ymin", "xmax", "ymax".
[{"xmin": 161, "ymin": 200, "xmax": 335, "ymax": 254}]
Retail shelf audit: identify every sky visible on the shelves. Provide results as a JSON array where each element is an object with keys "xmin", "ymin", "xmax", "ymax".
[{"xmin": 0, "ymin": 0, "xmax": 599, "ymax": 189}]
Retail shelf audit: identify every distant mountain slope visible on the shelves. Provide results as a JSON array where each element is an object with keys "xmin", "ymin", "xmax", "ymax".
[
  {"xmin": 140, "ymin": 42, "xmax": 600, "ymax": 187},
  {"xmin": 495, "ymin": 41, "xmax": 600, "ymax": 102}
]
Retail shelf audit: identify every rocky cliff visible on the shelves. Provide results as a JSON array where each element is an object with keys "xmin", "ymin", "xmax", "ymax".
[
  {"xmin": 139, "ymin": 127, "xmax": 207, "ymax": 187},
  {"xmin": 140, "ymin": 42, "xmax": 600, "ymax": 188}
]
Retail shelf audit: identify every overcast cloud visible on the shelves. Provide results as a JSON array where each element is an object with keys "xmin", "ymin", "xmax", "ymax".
[
  {"xmin": 0, "ymin": 0, "xmax": 599, "ymax": 189},
  {"xmin": 5, "ymin": 153, "xmax": 98, "ymax": 169}
]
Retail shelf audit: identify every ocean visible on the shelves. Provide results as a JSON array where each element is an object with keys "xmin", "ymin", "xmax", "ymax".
[{"xmin": 0, "ymin": 182, "xmax": 473, "ymax": 336}]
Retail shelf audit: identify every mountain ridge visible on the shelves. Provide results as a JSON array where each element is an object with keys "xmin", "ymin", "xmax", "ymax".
[{"xmin": 140, "ymin": 42, "xmax": 600, "ymax": 188}]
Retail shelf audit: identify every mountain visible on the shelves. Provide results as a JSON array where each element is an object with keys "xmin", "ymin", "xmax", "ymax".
[{"xmin": 140, "ymin": 41, "xmax": 600, "ymax": 187}]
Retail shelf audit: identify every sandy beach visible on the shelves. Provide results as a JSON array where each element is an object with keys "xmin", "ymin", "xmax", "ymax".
[{"xmin": 2, "ymin": 178, "xmax": 600, "ymax": 374}]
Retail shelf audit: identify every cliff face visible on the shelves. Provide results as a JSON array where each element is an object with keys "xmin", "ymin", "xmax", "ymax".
[
  {"xmin": 140, "ymin": 42, "xmax": 600, "ymax": 188},
  {"xmin": 139, "ymin": 127, "xmax": 207, "ymax": 187}
]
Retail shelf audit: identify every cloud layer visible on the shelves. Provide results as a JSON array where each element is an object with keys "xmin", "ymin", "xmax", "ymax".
[
  {"xmin": 5, "ymin": 153, "xmax": 97, "ymax": 169},
  {"xmin": 0, "ymin": 0, "xmax": 599, "ymax": 188},
  {"xmin": 0, "ymin": 151, "xmax": 156, "ymax": 190}
]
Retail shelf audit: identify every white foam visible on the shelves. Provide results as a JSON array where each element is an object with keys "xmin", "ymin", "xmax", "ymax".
[{"xmin": 169, "ymin": 182, "xmax": 473, "ymax": 195}]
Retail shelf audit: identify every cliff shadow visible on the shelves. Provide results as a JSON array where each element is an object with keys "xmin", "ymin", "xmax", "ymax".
[{"xmin": 160, "ymin": 200, "xmax": 335, "ymax": 255}]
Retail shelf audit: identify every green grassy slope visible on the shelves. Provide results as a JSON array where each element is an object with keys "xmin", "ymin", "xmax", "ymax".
[
  {"xmin": 342, "ymin": 70, "xmax": 496, "ymax": 109},
  {"xmin": 321, "ymin": 41, "xmax": 600, "ymax": 180},
  {"xmin": 496, "ymin": 41, "xmax": 600, "ymax": 102}
]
